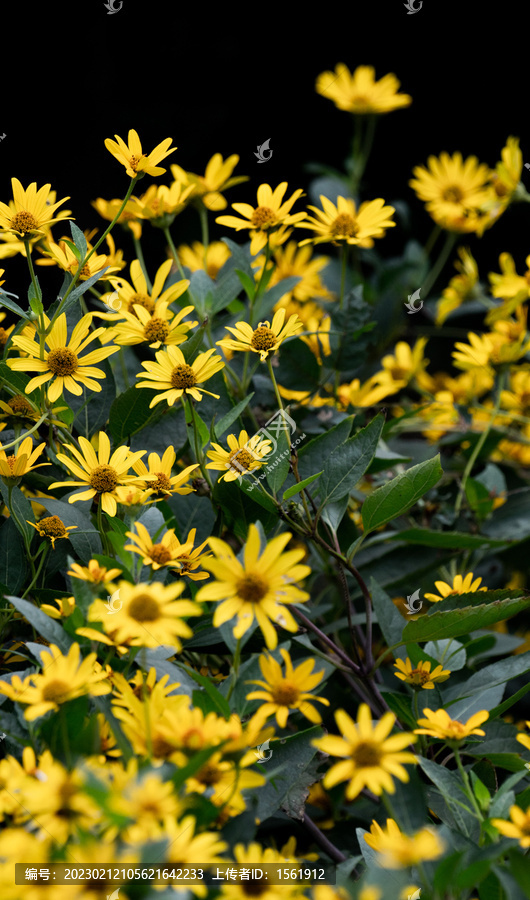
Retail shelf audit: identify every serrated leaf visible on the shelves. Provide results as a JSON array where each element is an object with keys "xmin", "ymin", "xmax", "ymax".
[
  {"xmin": 361, "ymin": 454, "xmax": 443, "ymax": 534},
  {"xmin": 319, "ymin": 413, "xmax": 384, "ymax": 505},
  {"xmin": 401, "ymin": 592, "xmax": 530, "ymax": 645},
  {"xmin": 213, "ymin": 392, "xmax": 255, "ymax": 439},
  {"xmin": 283, "ymin": 471, "xmax": 323, "ymax": 501},
  {"xmin": 386, "ymin": 527, "xmax": 511, "ymax": 549}
]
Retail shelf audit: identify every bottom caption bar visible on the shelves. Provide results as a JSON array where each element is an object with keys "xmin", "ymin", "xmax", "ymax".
[{"xmin": 16, "ymin": 864, "xmax": 336, "ymax": 885}]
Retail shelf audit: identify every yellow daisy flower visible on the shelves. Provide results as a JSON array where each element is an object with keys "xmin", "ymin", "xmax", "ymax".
[
  {"xmin": 102, "ymin": 300, "xmax": 196, "ymax": 349},
  {"xmin": 87, "ymin": 580, "xmax": 202, "ymax": 649},
  {"xmin": 515, "ymin": 720, "xmax": 530, "ymax": 752},
  {"xmin": 364, "ymin": 818, "xmax": 445, "ymax": 868},
  {"xmin": 92, "ymin": 195, "xmax": 143, "ymax": 240},
  {"xmin": 316, "ymin": 63, "xmax": 412, "ymax": 115},
  {"xmin": 124, "ymin": 521, "xmax": 192, "ymax": 571},
  {"xmin": 178, "ymin": 153, "xmax": 248, "ymax": 211},
  {"xmin": 104, "ymin": 128, "xmax": 177, "ymax": 179},
  {"xmin": 490, "ymin": 136, "xmax": 523, "ymax": 203},
  {"xmin": 131, "ymin": 446, "xmax": 197, "ymax": 500},
  {"xmin": 196, "ymin": 523, "xmax": 311, "ymax": 650},
  {"xmin": 424, "ymin": 571, "xmax": 488, "ymax": 603},
  {"xmin": 297, "ymin": 195, "xmax": 395, "ymax": 248},
  {"xmin": 206, "ymin": 430, "xmax": 273, "ymax": 482},
  {"xmin": 136, "ymin": 344, "xmax": 225, "ymax": 407},
  {"xmin": 258, "ymin": 241, "xmax": 333, "ymax": 304},
  {"xmin": 409, "ymin": 152, "xmax": 492, "ymax": 232},
  {"xmin": 40, "ymin": 595, "xmax": 77, "ymax": 619},
  {"xmin": 414, "ymin": 708, "xmax": 489, "ymax": 743},
  {"xmin": 217, "ymin": 308, "xmax": 303, "ymax": 362},
  {"xmin": 312, "ymin": 704, "xmax": 417, "ymax": 800},
  {"xmin": 0, "ymin": 642, "xmax": 111, "ymax": 721},
  {"xmin": 436, "ymin": 247, "xmax": 479, "ymax": 325},
  {"xmin": 374, "ymin": 337, "xmax": 429, "ymax": 389},
  {"xmin": 7, "ymin": 312, "xmax": 120, "ymax": 403},
  {"xmin": 215, "ymin": 182, "xmax": 306, "ymax": 255},
  {"xmin": 67, "ymin": 558, "xmax": 123, "ymax": 585},
  {"xmin": 35, "ymin": 236, "xmax": 121, "ymax": 281},
  {"xmin": 168, "ymin": 527, "xmax": 212, "ymax": 581},
  {"xmin": 128, "ymin": 179, "xmax": 196, "ymax": 226},
  {"xmin": 0, "ymin": 177, "xmax": 71, "ymax": 239},
  {"xmin": 177, "ymin": 240, "xmax": 232, "ymax": 279},
  {"xmin": 491, "ymin": 804, "xmax": 530, "ymax": 848},
  {"xmin": 50, "ymin": 431, "xmax": 148, "ymax": 517},
  {"xmin": 0, "ymin": 436, "xmax": 49, "ymax": 486},
  {"xmin": 337, "ymin": 375, "xmax": 402, "ymax": 409},
  {"xmin": 96, "ymin": 257, "xmax": 190, "ymax": 320},
  {"xmin": 393, "ymin": 658, "xmax": 451, "ymax": 689},
  {"xmin": 27, "ymin": 515, "xmax": 77, "ymax": 549},
  {"xmin": 246, "ymin": 648, "xmax": 329, "ymax": 728}
]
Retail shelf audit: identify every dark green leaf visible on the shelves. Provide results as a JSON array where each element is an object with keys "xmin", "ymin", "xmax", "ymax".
[
  {"xmin": 361, "ymin": 454, "xmax": 443, "ymax": 534},
  {"xmin": 319, "ymin": 413, "xmax": 384, "ymax": 505}
]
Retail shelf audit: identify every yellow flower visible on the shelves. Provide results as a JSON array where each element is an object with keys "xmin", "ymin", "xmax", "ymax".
[
  {"xmin": 216, "ymin": 182, "xmax": 306, "ymax": 255},
  {"xmin": 131, "ymin": 446, "xmax": 197, "ymax": 499},
  {"xmin": 246, "ymin": 648, "xmax": 329, "ymax": 728},
  {"xmin": 50, "ymin": 431, "xmax": 147, "ymax": 517},
  {"xmin": 178, "ymin": 240, "xmax": 232, "ymax": 279},
  {"xmin": 0, "ymin": 642, "xmax": 111, "ymax": 721},
  {"xmin": 36, "ymin": 235, "xmax": 121, "ymax": 280},
  {"xmin": 424, "ymin": 571, "xmax": 488, "ymax": 603},
  {"xmin": 297, "ymin": 195, "xmax": 395, "ymax": 248},
  {"xmin": 0, "ymin": 436, "xmax": 49, "ymax": 486},
  {"xmin": 491, "ymin": 804, "xmax": 530, "ymax": 848},
  {"xmin": 217, "ymin": 308, "xmax": 303, "ymax": 362},
  {"xmin": 375, "ymin": 337, "xmax": 429, "ymax": 389},
  {"xmin": 87, "ymin": 580, "xmax": 202, "ymax": 649},
  {"xmin": 414, "ymin": 708, "xmax": 489, "ymax": 742},
  {"xmin": 363, "ymin": 817, "xmax": 445, "ymax": 868},
  {"xmin": 124, "ymin": 521, "xmax": 199, "ymax": 572},
  {"xmin": 92, "ymin": 195, "xmax": 143, "ymax": 239},
  {"xmin": 102, "ymin": 299, "xmax": 196, "ymax": 349},
  {"xmin": 168, "ymin": 527, "xmax": 212, "ymax": 581},
  {"xmin": 490, "ymin": 136, "xmax": 523, "ymax": 203},
  {"xmin": 409, "ymin": 152, "xmax": 493, "ymax": 232},
  {"xmin": 0, "ymin": 177, "xmax": 71, "ymax": 239},
  {"xmin": 312, "ymin": 704, "xmax": 417, "ymax": 800},
  {"xmin": 216, "ymin": 842, "xmax": 307, "ymax": 899},
  {"xmin": 206, "ymin": 430, "xmax": 273, "ymax": 482},
  {"xmin": 516, "ymin": 720, "xmax": 530, "ymax": 752},
  {"xmin": 128, "ymin": 179, "xmax": 196, "ymax": 227},
  {"xmin": 104, "ymin": 128, "xmax": 177, "ymax": 179},
  {"xmin": 178, "ymin": 153, "xmax": 248, "ymax": 211},
  {"xmin": 7, "ymin": 312, "xmax": 119, "ymax": 403},
  {"xmin": 136, "ymin": 344, "xmax": 225, "ymax": 407},
  {"xmin": 256, "ymin": 241, "xmax": 333, "ymax": 304},
  {"xmin": 97, "ymin": 257, "xmax": 190, "ymax": 320},
  {"xmin": 40, "ymin": 595, "xmax": 76, "ymax": 619},
  {"xmin": 316, "ymin": 64, "xmax": 412, "ymax": 115},
  {"xmin": 67, "ymin": 558, "xmax": 123, "ymax": 585},
  {"xmin": 394, "ymin": 657, "xmax": 450, "ymax": 689},
  {"xmin": 196, "ymin": 523, "xmax": 311, "ymax": 650},
  {"xmin": 27, "ymin": 515, "xmax": 77, "ymax": 549},
  {"xmin": 337, "ymin": 375, "xmax": 401, "ymax": 409},
  {"xmin": 436, "ymin": 247, "xmax": 480, "ymax": 325}
]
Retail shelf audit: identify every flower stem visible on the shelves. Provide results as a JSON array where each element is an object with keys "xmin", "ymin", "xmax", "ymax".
[
  {"xmin": 454, "ymin": 745, "xmax": 484, "ymax": 822},
  {"xmin": 455, "ymin": 369, "xmax": 506, "ymax": 515},
  {"xmin": 226, "ymin": 637, "xmax": 241, "ymax": 702},
  {"xmin": 421, "ymin": 230, "xmax": 457, "ymax": 298}
]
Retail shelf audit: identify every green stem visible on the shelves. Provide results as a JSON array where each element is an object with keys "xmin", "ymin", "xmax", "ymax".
[
  {"xmin": 0, "ymin": 412, "xmax": 49, "ymax": 451},
  {"xmin": 423, "ymin": 224, "xmax": 442, "ymax": 259},
  {"xmin": 22, "ymin": 544, "xmax": 50, "ymax": 599},
  {"xmin": 49, "ymin": 176, "xmax": 138, "ymax": 329},
  {"xmin": 421, "ymin": 230, "xmax": 457, "ymax": 298},
  {"xmin": 454, "ymin": 745, "xmax": 484, "ymax": 822},
  {"xmin": 339, "ymin": 244, "xmax": 349, "ymax": 311},
  {"xmin": 184, "ymin": 397, "xmax": 214, "ymax": 492},
  {"xmin": 455, "ymin": 370, "xmax": 506, "ymax": 515},
  {"xmin": 198, "ymin": 204, "xmax": 209, "ymax": 268},
  {"xmin": 226, "ymin": 637, "xmax": 241, "ymax": 702}
]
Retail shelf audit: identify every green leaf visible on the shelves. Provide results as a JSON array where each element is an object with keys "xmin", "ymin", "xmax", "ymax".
[
  {"xmin": 275, "ymin": 337, "xmax": 320, "ymax": 392},
  {"xmin": 69, "ymin": 358, "xmax": 116, "ymax": 438},
  {"xmin": 266, "ymin": 426, "xmax": 292, "ymax": 495},
  {"xmin": 361, "ymin": 454, "xmax": 443, "ymax": 534},
  {"xmin": 180, "ymin": 320, "xmax": 208, "ymax": 362},
  {"xmin": 108, "ymin": 384, "xmax": 165, "ymax": 443},
  {"xmin": 61, "ymin": 268, "xmax": 110, "ymax": 314},
  {"xmin": 93, "ymin": 695, "xmax": 133, "ymax": 764},
  {"xmin": 318, "ymin": 413, "xmax": 384, "ymax": 505},
  {"xmin": 0, "ymin": 482, "xmax": 35, "ymax": 545},
  {"xmin": 369, "ymin": 577, "xmax": 405, "ymax": 650},
  {"xmin": 416, "ymin": 756, "xmax": 479, "ymax": 839},
  {"xmin": 402, "ymin": 592, "xmax": 530, "ymax": 645},
  {"xmin": 423, "ymin": 638, "xmax": 466, "ymax": 671},
  {"xmin": 70, "ymin": 221, "xmax": 88, "ymax": 258},
  {"xmin": 253, "ymin": 276, "xmax": 302, "ymax": 323},
  {"xmin": 466, "ymin": 476, "xmax": 494, "ymax": 521},
  {"xmin": 385, "ymin": 527, "xmax": 511, "ymax": 549},
  {"xmin": 6, "ymin": 595, "xmax": 73, "ymax": 651},
  {"xmin": 297, "ymin": 416, "xmax": 353, "ymax": 481},
  {"xmin": 248, "ymin": 726, "xmax": 324, "ymax": 823},
  {"xmin": 174, "ymin": 664, "xmax": 231, "ymax": 720},
  {"xmin": 283, "ymin": 471, "xmax": 323, "ymax": 501},
  {"xmin": 213, "ymin": 392, "xmax": 255, "ymax": 439},
  {"xmin": 0, "ymin": 289, "xmax": 32, "ymax": 321},
  {"xmin": 0, "ymin": 519, "xmax": 28, "ymax": 594}
]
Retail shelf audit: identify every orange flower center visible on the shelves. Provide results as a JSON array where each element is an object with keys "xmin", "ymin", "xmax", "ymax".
[
  {"xmin": 171, "ymin": 364, "xmax": 196, "ymax": 389},
  {"xmin": 251, "ymin": 326, "xmax": 276, "ymax": 352},
  {"xmin": 150, "ymin": 472, "xmax": 173, "ymax": 495},
  {"xmin": 127, "ymin": 594, "xmax": 160, "ymax": 622},
  {"xmin": 0, "ymin": 328, "xmax": 9, "ymax": 347},
  {"xmin": 150, "ymin": 544, "xmax": 172, "ymax": 565},
  {"xmin": 271, "ymin": 681, "xmax": 300, "ymax": 706},
  {"xmin": 331, "ymin": 213, "xmax": 358, "ymax": 238},
  {"xmin": 410, "ymin": 668, "xmax": 431, "ymax": 685},
  {"xmin": 129, "ymin": 293, "xmax": 155, "ymax": 314},
  {"xmin": 47, "ymin": 347, "xmax": 79, "ymax": 377},
  {"xmin": 41, "ymin": 679, "xmax": 71, "ymax": 702},
  {"xmin": 236, "ymin": 573, "xmax": 268, "ymax": 603},
  {"xmin": 351, "ymin": 740, "xmax": 382, "ymax": 767},
  {"xmin": 251, "ymin": 206, "xmax": 277, "ymax": 229},
  {"xmin": 442, "ymin": 186, "xmax": 464, "ymax": 203},
  {"xmin": 129, "ymin": 153, "xmax": 147, "ymax": 171},
  {"xmin": 8, "ymin": 395, "xmax": 33, "ymax": 415},
  {"xmin": 10, "ymin": 210, "xmax": 39, "ymax": 234},
  {"xmin": 144, "ymin": 317, "xmax": 170, "ymax": 343},
  {"xmin": 37, "ymin": 515, "xmax": 68, "ymax": 539},
  {"xmin": 228, "ymin": 448, "xmax": 255, "ymax": 473},
  {"xmin": 89, "ymin": 464, "xmax": 119, "ymax": 493}
]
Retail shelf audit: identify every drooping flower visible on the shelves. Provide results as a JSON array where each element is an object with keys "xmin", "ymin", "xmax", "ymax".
[
  {"xmin": 175, "ymin": 153, "xmax": 248, "ymax": 211},
  {"xmin": 7, "ymin": 312, "xmax": 119, "ymax": 403},
  {"xmin": 0, "ymin": 437, "xmax": 49, "ymax": 486},
  {"xmin": 196, "ymin": 523, "xmax": 311, "ymax": 650},
  {"xmin": 27, "ymin": 515, "xmax": 77, "ymax": 549},
  {"xmin": 312, "ymin": 704, "xmax": 417, "ymax": 800},
  {"xmin": 130, "ymin": 446, "xmax": 197, "ymax": 499},
  {"xmin": 104, "ymin": 129, "xmax": 177, "ymax": 179},
  {"xmin": 409, "ymin": 152, "xmax": 492, "ymax": 233},
  {"xmin": 436, "ymin": 247, "xmax": 480, "ymax": 325},
  {"xmin": 316, "ymin": 64, "xmax": 412, "ymax": 115}
]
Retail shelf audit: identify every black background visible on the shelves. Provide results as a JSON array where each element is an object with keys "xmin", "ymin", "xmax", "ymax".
[{"xmin": 1, "ymin": 1, "xmax": 529, "ymax": 288}]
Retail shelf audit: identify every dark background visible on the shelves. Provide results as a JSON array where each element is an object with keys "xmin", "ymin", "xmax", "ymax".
[{"xmin": 1, "ymin": 1, "xmax": 529, "ymax": 289}]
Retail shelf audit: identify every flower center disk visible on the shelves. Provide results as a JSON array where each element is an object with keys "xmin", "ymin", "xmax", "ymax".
[
  {"xmin": 144, "ymin": 317, "xmax": 170, "ymax": 343},
  {"xmin": 228, "ymin": 448, "xmax": 255, "ymax": 472},
  {"xmin": 127, "ymin": 594, "xmax": 161, "ymax": 622},
  {"xmin": 332, "ymin": 213, "xmax": 358, "ymax": 238},
  {"xmin": 171, "ymin": 364, "xmax": 196, "ymax": 389},
  {"xmin": 10, "ymin": 210, "xmax": 39, "ymax": 234},
  {"xmin": 150, "ymin": 544, "xmax": 172, "ymax": 565},
  {"xmin": 271, "ymin": 681, "xmax": 300, "ymax": 706},
  {"xmin": 47, "ymin": 348, "xmax": 79, "ymax": 376},
  {"xmin": 251, "ymin": 206, "xmax": 277, "ymax": 229},
  {"xmin": 351, "ymin": 741, "xmax": 382, "ymax": 767},
  {"xmin": 251, "ymin": 326, "xmax": 276, "ymax": 352},
  {"xmin": 236, "ymin": 573, "xmax": 268, "ymax": 602},
  {"xmin": 38, "ymin": 516, "xmax": 68, "ymax": 538},
  {"xmin": 89, "ymin": 464, "xmax": 119, "ymax": 493}
]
